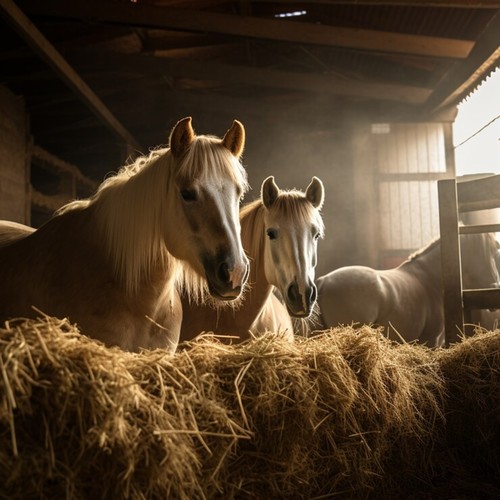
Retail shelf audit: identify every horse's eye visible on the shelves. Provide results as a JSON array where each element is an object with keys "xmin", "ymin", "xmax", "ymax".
[
  {"xmin": 180, "ymin": 189, "xmax": 197, "ymax": 202},
  {"xmin": 267, "ymin": 229, "xmax": 278, "ymax": 240},
  {"xmin": 314, "ymin": 232, "xmax": 321, "ymax": 241}
]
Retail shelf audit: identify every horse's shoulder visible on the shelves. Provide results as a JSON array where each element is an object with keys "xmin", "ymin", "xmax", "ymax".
[
  {"xmin": 37, "ymin": 207, "xmax": 95, "ymax": 243},
  {"xmin": 317, "ymin": 266, "xmax": 382, "ymax": 295}
]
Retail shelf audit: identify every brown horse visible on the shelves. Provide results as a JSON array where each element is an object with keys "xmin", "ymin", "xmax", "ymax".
[
  {"xmin": 0, "ymin": 117, "xmax": 249, "ymax": 352},
  {"xmin": 180, "ymin": 176, "xmax": 325, "ymax": 343},
  {"xmin": 316, "ymin": 232, "xmax": 500, "ymax": 347}
]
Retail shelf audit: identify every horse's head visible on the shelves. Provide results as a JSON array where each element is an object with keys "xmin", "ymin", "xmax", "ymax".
[
  {"xmin": 166, "ymin": 117, "xmax": 250, "ymax": 300},
  {"xmin": 261, "ymin": 176, "xmax": 325, "ymax": 318},
  {"xmin": 461, "ymin": 232, "xmax": 500, "ymax": 289}
]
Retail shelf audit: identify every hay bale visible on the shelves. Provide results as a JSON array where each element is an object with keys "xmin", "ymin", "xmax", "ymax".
[
  {"xmin": 0, "ymin": 317, "xmax": 201, "ymax": 499},
  {"xmin": 430, "ymin": 330, "xmax": 500, "ymax": 498},
  {"xmin": 0, "ymin": 317, "xmax": 496, "ymax": 498}
]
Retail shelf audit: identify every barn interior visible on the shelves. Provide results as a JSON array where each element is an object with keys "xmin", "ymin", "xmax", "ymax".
[
  {"xmin": 1, "ymin": 0, "xmax": 499, "ymax": 276},
  {"xmin": 1, "ymin": 2, "xmax": 500, "ymax": 497}
]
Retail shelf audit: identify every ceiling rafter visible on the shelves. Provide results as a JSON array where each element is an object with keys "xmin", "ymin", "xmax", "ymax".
[
  {"xmin": 250, "ymin": 0, "xmax": 500, "ymax": 7},
  {"xmin": 19, "ymin": 0, "xmax": 474, "ymax": 59},
  {"xmin": 423, "ymin": 9, "xmax": 500, "ymax": 114},
  {"xmin": 0, "ymin": 0, "xmax": 141, "ymax": 152},
  {"xmin": 71, "ymin": 50, "xmax": 432, "ymax": 104}
]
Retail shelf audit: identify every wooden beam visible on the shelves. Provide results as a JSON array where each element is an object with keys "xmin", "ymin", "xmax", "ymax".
[
  {"xmin": 32, "ymin": 145, "xmax": 98, "ymax": 191},
  {"xmin": 72, "ymin": 51, "xmax": 432, "ymax": 104},
  {"xmin": 30, "ymin": 188, "xmax": 71, "ymax": 213},
  {"xmin": 250, "ymin": 0, "xmax": 500, "ymax": 7},
  {"xmin": 19, "ymin": 0, "xmax": 474, "ymax": 59},
  {"xmin": 423, "ymin": 10, "xmax": 500, "ymax": 114},
  {"xmin": 0, "ymin": 0, "xmax": 141, "ymax": 151}
]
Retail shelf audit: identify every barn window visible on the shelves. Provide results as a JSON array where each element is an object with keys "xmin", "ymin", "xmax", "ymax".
[{"xmin": 373, "ymin": 123, "xmax": 452, "ymax": 268}]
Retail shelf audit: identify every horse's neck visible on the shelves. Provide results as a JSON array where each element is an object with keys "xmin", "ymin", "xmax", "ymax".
[
  {"xmin": 92, "ymin": 166, "xmax": 177, "ymax": 296},
  {"xmin": 240, "ymin": 203, "xmax": 274, "ymax": 315},
  {"xmin": 401, "ymin": 242, "xmax": 442, "ymax": 288},
  {"xmin": 77, "ymin": 202, "xmax": 176, "ymax": 295}
]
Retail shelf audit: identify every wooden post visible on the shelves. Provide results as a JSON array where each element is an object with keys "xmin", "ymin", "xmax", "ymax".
[{"xmin": 438, "ymin": 178, "xmax": 464, "ymax": 346}]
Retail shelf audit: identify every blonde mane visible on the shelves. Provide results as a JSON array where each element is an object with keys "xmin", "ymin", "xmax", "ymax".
[
  {"xmin": 407, "ymin": 236, "xmax": 441, "ymax": 262},
  {"xmin": 240, "ymin": 199, "xmax": 266, "ymax": 286},
  {"xmin": 56, "ymin": 136, "xmax": 248, "ymax": 297},
  {"xmin": 406, "ymin": 233, "xmax": 497, "ymax": 263}
]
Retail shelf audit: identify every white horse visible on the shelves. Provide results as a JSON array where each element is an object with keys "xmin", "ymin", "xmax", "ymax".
[{"xmin": 316, "ymin": 233, "xmax": 500, "ymax": 347}]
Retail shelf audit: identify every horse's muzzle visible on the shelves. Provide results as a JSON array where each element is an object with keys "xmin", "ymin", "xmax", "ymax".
[
  {"xmin": 285, "ymin": 281, "xmax": 317, "ymax": 318},
  {"xmin": 204, "ymin": 255, "xmax": 249, "ymax": 300}
]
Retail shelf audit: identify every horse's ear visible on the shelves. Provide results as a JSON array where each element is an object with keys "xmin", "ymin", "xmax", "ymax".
[
  {"xmin": 305, "ymin": 177, "xmax": 325, "ymax": 209},
  {"xmin": 169, "ymin": 117, "xmax": 195, "ymax": 158},
  {"xmin": 222, "ymin": 120, "xmax": 245, "ymax": 158},
  {"xmin": 262, "ymin": 176, "xmax": 280, "ymax": 208}
]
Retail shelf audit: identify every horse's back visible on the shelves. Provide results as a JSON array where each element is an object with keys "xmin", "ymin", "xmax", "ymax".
[
  {"xmin": 317, "ymin": 261, "xmax": 445, "ymax": 344},
  {"xmin": 0, "ymin": 220, "xmax": 34, "ymax": 248},
  {"xmin": 0, "ymin": 220, "xmax": 51, "ymax": 321},
  {"xmin": 316, "ymin": 266, "xmax": 384, "ymax": 329},
  {"xmin": 0, "ymin": 212, "xmax": 182, "ymax": 351}
]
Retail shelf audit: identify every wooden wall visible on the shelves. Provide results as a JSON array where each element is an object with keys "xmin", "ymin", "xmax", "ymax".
[
  {"xmin": 352, "ymin": 120, "xmax": 455, "ymax": 270},
  {"xmin": 243, "ymin": 117, "xmax": 455, "ymax": 277},
  {"xmin": 0, "ymin": 85, "xmax": 29, "ymax": 224}
]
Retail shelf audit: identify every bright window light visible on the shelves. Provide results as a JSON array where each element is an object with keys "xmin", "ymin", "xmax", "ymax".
[
  {"xmin": 371, "ymin": 123, "xmax": 391, "ymax": 134},
  {"xmin": 453, "ymin": 67, "xmax": 500, "ymax": 176},
  {"xmin": 274, "ymin": 10, "xmax": 307, "ymax": 18}
]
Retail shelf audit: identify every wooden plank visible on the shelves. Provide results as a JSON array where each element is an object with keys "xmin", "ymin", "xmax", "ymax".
[
  {"xmin": 377, "ymin": 172, "xmax": 451, "ymax": 182},
  {"xmin": 19, "ymin": 0, "xmax": 474, "ymax": 58},
  {"xmin": 438, "ymin": 178, "xmax": 464, "ymax": 345},
  {"xmin": 457, "ymin": 174, "xmax": 500, "ymax": 212},
  {"xmin": 463, "ymin": 288, "xmax": 500, "ymax": 310},
  {"xmin": 459, "ymin": 223, "xmax": 500, "ymax": 234},
  {"xmin": 31, "ymin": 145, "xmax": 98, "ymax": 191},
  {"xmin": 250, "ymin": 0, "xmax": 500, "ymax": 7},
  {"xmin": 72, "ymin": 51, "xmax": 431, "ymax": 104},
  {"xmin": 0, "ymin": 0, "xmax": 141, "ymax": 151},
  {"xmin": 30, "ymin": 188, "xmax": 70, "ymax": 212}
]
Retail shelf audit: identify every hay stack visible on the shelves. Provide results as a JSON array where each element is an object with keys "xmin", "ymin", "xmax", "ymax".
[
  {"xmin": 0, "ymin": 317, "xmax": 498, "ymax": 498},
  {"xmin": 432, "ymin": 330, "xmax": 500, "ymax": 498}
]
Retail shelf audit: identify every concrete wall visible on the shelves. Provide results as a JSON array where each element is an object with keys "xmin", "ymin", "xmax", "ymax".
[{"xmin": 0, "ymin": 85, "xmax": 29, "ymax": 224}]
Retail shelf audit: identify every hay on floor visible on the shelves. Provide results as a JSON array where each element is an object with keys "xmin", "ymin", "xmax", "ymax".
[{"xmin": 0, "ymin": 317, "xmax": 498, "ymax": 498}]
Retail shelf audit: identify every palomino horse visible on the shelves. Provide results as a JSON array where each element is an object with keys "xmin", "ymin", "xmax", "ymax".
[
  {"xmin": 180, "ymin": 176, "xmax": 325, "ymax": 343},
  {"xmin": 316, "ymin": 232, "xmax": 500, "ymax": 347},
  {"xmin": 0, "ymin": 117, "xmax": 250, "ymax": 352}
]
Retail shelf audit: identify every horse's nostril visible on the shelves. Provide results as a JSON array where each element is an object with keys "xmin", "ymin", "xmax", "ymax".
[
  {"xmin": 287, "ymin": 283, "xmax": 299, "ymax": 304},
  {"xmin": 218, "ymin": 262, "xmax": 230, "ymax": 284}
]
